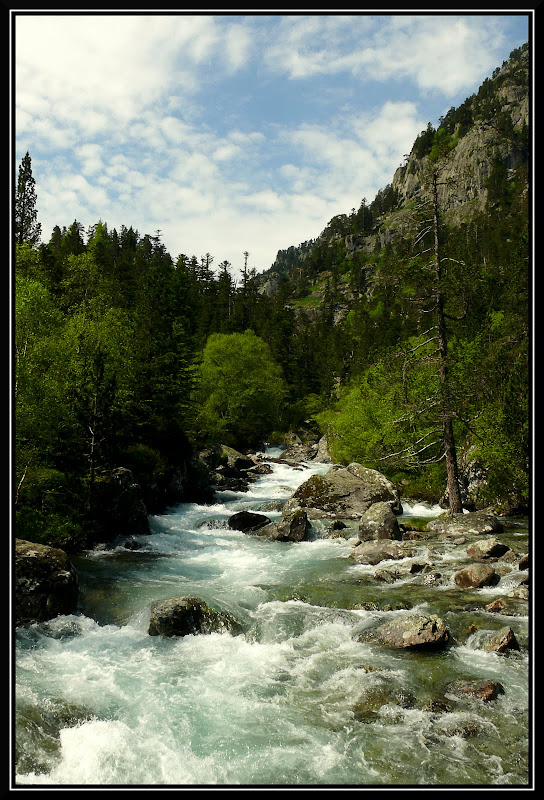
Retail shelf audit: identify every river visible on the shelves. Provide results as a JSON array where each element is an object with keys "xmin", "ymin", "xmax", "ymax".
[{"xmin": 14, "ymin": 448, "xmax": 530, "ymax": 786}]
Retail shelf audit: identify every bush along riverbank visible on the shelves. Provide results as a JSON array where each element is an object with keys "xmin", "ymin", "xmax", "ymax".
[{"xmin": 14, "ymin": 448, "xmax": 529, "ymax": 785}]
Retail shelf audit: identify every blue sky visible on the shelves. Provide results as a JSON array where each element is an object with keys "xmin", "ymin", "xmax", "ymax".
[{"xmin": 14, "ymin": 12, "xmax": 530, "ymax": 279}]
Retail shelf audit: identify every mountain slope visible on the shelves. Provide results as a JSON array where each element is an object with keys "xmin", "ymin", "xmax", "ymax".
[{"xmin": 256, "ymin": 42, "xmax": 529, "ymax": 310}]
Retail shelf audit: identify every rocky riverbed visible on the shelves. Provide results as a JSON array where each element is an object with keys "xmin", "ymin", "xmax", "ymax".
[{"xmin": 14, "ymin": 449, "xmax": 530, "ymax": 786}]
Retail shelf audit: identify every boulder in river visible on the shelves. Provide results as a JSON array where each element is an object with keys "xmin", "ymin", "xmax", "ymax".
[
  {"xmin": 360, "ymin": 614, "xmax": 450, "ymax": 649},
  {"xmin": 257, "ymin": 507, "xmax": 312, "ymax": 542},
  {"xmin": 466, "ymin": 537, "xmax": 511, "ymax": 559},
  {"xmin": 485, "ymin": 596, "xmax": 527, "ymax": 615},
  {"xmin": 357, "ymin": 501, "xmax": 403, "ymax": 541},
  {"xmin": 484, "ymin": 626, "xmax": 520, "ymax": 653},
  {"xmin": 219, "ymin": 445, "xmax": 255, "ymax": 471},
  {"xmin": 453, "ymin": 563, "xmax": 499, "ymax": 588},
  {"xmin": 228, "ymin": 511, "xmax": 271, "ymax": 533},
  {"xmin": 15, "ymin": 539, "xmax": 79, "ymax": 626},
  {"xmin": 148, "ymin": 595, "xmax": 240, "ymax": 637},
  {"xmin": 284, "ymin": 463, "xmax": 401, "ymax": 520},
  {"xmin": 349, "ymin": 539, "xmax": 406, "ymax": 565},
  {"xmin": 426, "ymin": 511, "xmax": 503, "ymax": 538}
]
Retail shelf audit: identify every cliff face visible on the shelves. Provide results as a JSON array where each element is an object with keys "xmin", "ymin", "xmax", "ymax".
[{"xmin": 392, "ymin": 47, "xmax": 529, "ymax": 222}]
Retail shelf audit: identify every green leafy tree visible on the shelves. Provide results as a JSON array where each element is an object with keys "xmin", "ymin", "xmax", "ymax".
[{"xmin": 194, "ymin": 330, "xmax": 287, "ymax": 448}]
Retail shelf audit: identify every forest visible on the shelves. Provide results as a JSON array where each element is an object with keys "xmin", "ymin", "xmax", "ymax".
[{"xmin": 14, "ymin": 45, "xmax": 530, "ymax": 553}]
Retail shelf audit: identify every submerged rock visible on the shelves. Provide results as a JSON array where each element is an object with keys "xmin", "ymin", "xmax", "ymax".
[
  {"xmin": 15, "ymin": 539, "xmax": 79, "ymax": 626},
  {"xmin": 148, "ymin": 595, "xmax": 240, "ymax": 637},
  {"xmin": 353, "ymin": 685, "xmax": 416, "ymax": 722},
  {"xmin": 360, "ymin": 614, "xmax": 450, "ymax": 649},
  {"xmin": 445, "ymin": 680, "xmax": 505, "ymax": 702}
]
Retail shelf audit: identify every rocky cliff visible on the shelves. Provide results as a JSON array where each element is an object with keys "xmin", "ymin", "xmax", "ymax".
[{"xmin": 256, "ymin": 42, "xmax": 529, "ymax": 305}]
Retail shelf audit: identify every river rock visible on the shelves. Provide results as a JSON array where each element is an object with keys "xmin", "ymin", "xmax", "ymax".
[
  {"xmin": 485, "ymin": 596, "xmax": 527, "ymax": 615},
  {"xmin": 148, "ymin": 596, "xmax": 240, "ymax": 637},
  {"xmin": 315, "ymin": 436, "xmax": 333, "ymax": 463},
  {"xmin": 228, "ymin": 511, "xmax": 271, "ymax": 532},
  {"xmin": 358, "ymin": 502, "xmax": 402, "ymax": 541},
  {"xmin": 518, "ymin": 553, "xmax": 529, "ymax": 570},
  {"xmin": 280, "ymin": 443, "xmax": 317, "ymax": 461},
  {"xmin": 247, "ymin": 463, "xmax": 273, "ymax": 476},
  {"xmin": 373, "ymin": 566, "xmax": 402, "ymax": 583},
  {"xmin": 360, "ymin": 614, "xmax": 449, "ymax": 649},
  {"xmin": 466, "ymin": 537, "xmax": 511, "ymax": 559},
  {"xmin": 445, "ymin": 680, "xmax": 505, "ymax": 702},
  {"xmin": 507, "ymin": 584, "xmax": 529, "ymax": 600},
  {"xmin": 220, "ymin": 445, "xmax": 255, "ymax": 471},
  {"xmin": 484, "ymin": 626, "xmax": 520, "ymax": 653},
  {"xmin": 257, "ymin": 507, "xmax": 311, "ymax": 542},
  {"xmin": 426, "ymin": 511, "xmax": 503, "ymax": 537},
  {"xmin": 353, "ymin": 685, "xmax": 416, "ymax": 721},
  {"xmin": 15, "ymin": 539, "xmax": 79, "ymax": 626},
  {"xmin": 285, "ymin": 463, "xmax": 401, "ymax": 520},
  {"xmin": 349, "ymin": 540, "xmax": 405, "ymax": 565},
  {"xmin": 453, "ymin": 563, "xmax": 499, "ymax": 588}
]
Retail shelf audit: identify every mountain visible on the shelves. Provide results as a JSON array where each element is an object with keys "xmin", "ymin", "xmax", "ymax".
[{"xmin": 256, "ymin": 42, "xmax": 529, "ymax": 314}]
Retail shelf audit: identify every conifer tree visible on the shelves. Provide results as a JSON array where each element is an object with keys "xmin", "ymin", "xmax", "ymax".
[{"xmin": 15, "ymin": 152, "xmax": 42, "ymax": 247}]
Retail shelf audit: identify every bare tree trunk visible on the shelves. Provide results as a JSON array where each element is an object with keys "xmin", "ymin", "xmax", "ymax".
[{"xmin": 431, "ymin": 171, "xmax": 463, "ymax": 513}]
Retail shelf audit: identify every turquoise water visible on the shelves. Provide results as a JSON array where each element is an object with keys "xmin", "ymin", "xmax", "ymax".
[{"xmin": 14, "ymin": 452, "xmax": 531, "ymax": 786}]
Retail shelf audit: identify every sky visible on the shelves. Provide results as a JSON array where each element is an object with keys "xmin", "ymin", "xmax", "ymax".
[{"xmin": 13, "ymin": 11, "xmax": 530, "ymax": 280}]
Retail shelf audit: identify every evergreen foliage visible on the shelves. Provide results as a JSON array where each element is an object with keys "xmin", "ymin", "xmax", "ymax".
[{"xmin": 15, "ymin": 152, "xmax": 42, "ymax": 247}]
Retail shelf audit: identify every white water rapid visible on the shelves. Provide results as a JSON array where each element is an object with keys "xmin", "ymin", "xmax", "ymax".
[{"xmin": 14, "ymin": 449, "xmax": 530, "ymax": 787}]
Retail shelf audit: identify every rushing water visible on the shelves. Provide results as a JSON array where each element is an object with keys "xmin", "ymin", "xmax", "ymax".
[{"xmin": 14, "ymin": 450, "xmax": 531, "ymax": 787}]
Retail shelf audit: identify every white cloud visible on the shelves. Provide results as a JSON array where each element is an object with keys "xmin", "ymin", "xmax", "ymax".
[
  {"xmin": 76, "ymin": 144, "xmax": 103, "ymax": 176},
  {"xmin": 262, "ymin": 14, "xmax": 518, "ymax": 96}
]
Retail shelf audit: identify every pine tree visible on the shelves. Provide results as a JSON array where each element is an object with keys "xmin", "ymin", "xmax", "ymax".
[{"xmin": 15, "ymin": 152, "xmax": 42, "ymax": 247}]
